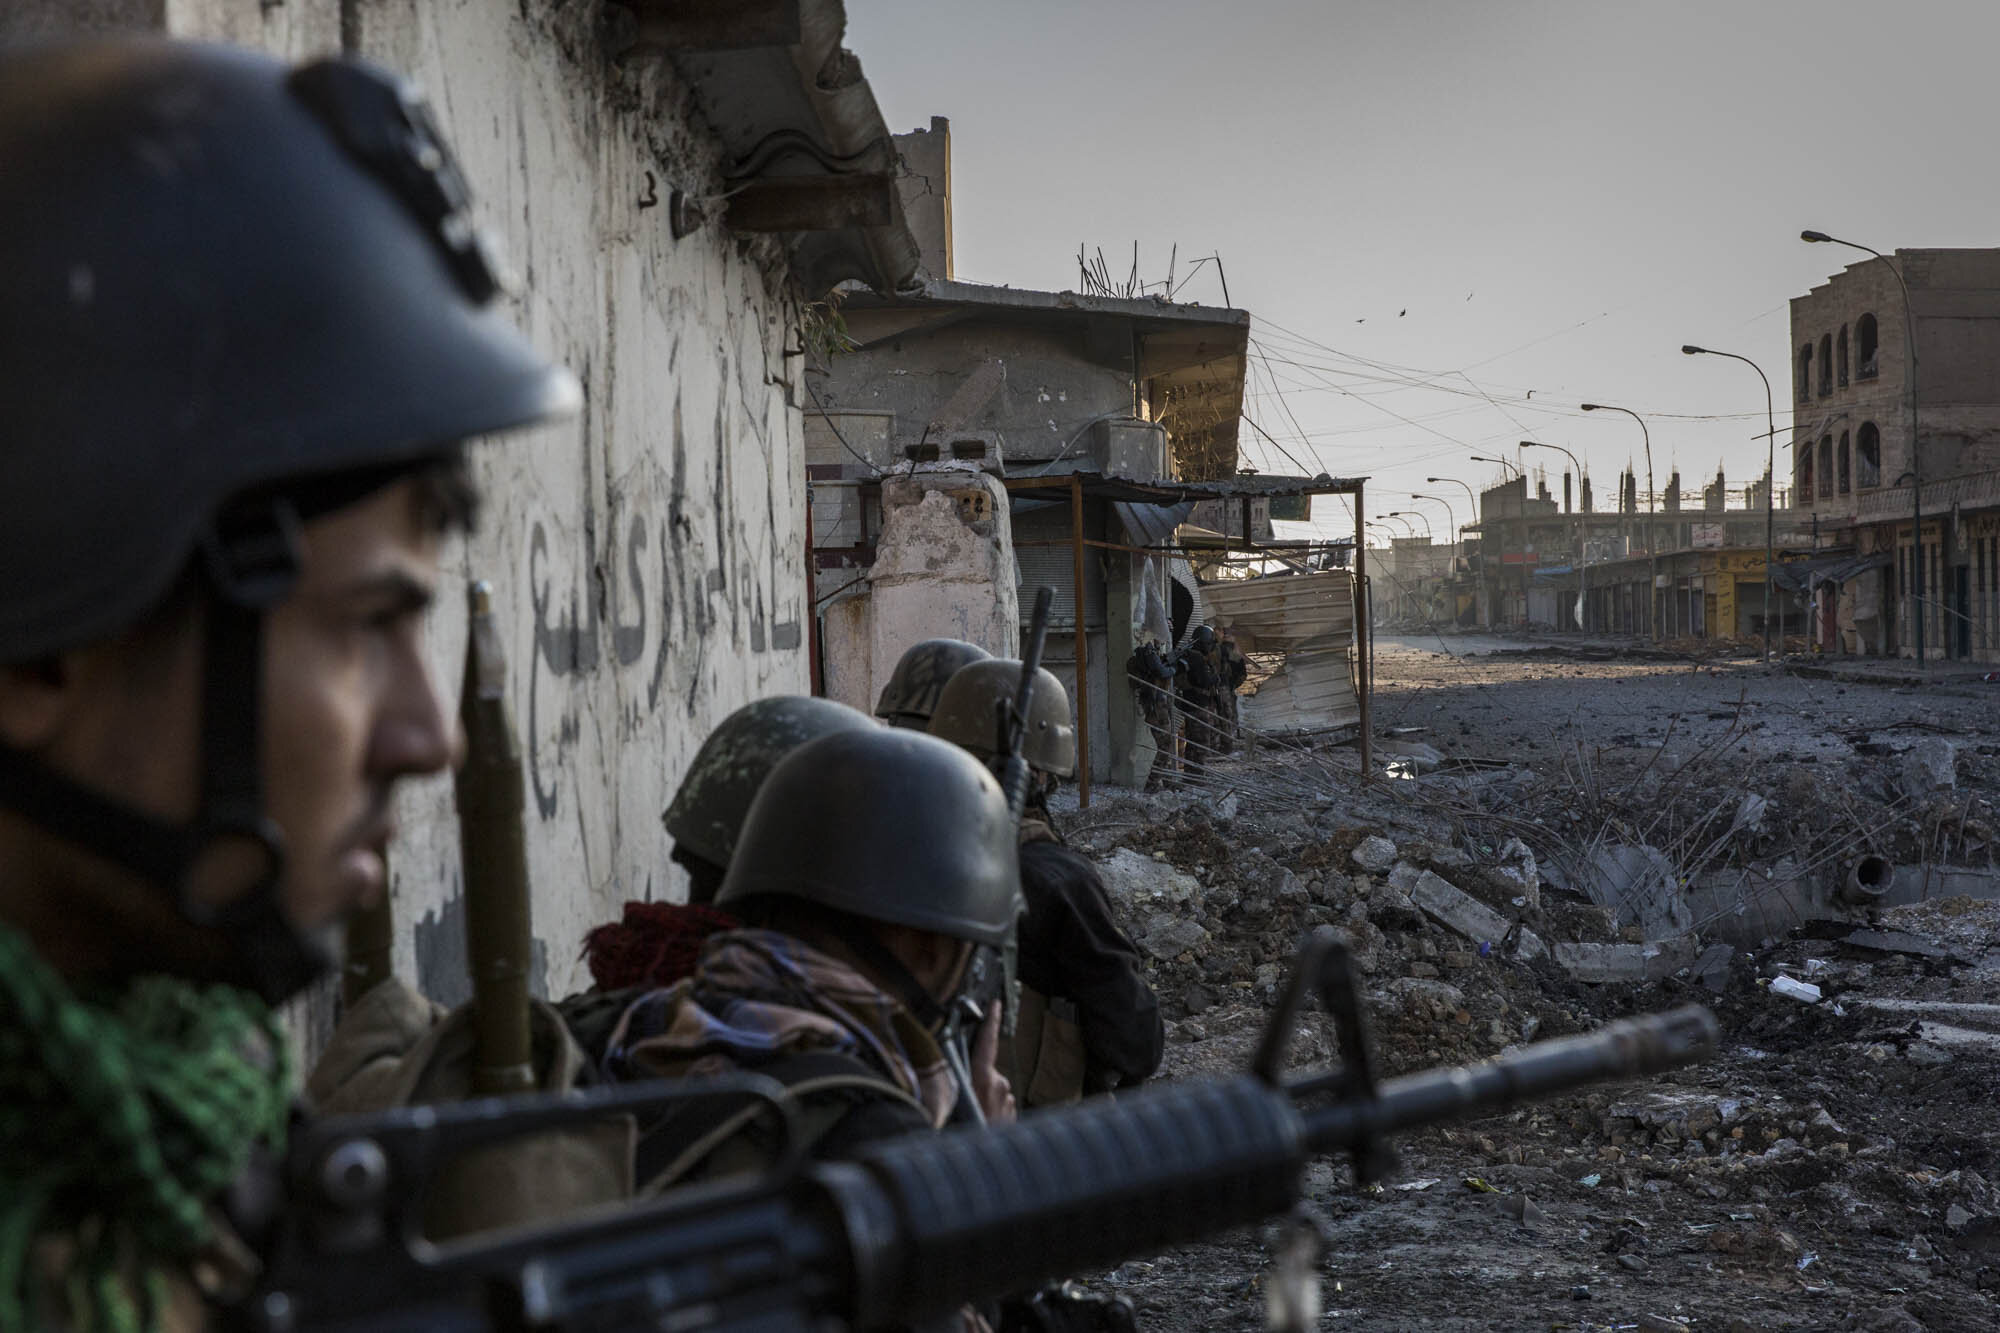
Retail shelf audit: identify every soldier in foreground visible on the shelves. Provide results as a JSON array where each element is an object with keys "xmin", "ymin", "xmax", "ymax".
[
  {"xmin": 0, "ymin": 37, "xmax": 573, "ymax": 1329},
  {"xmin": 929, "ymin": 660, "xmax": 1163, "ymax": 1106}
]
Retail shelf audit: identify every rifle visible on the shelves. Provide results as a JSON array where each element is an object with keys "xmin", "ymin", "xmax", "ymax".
[
  {"xmin": 231, "ymin": 935, "xmax": 1715, "ymax": 1332},
  {"xmin": 998, "ymin": 584, "xmax": 1054, "ymax": 817},
  {"xmin": 454, "ymin": 580, "xmax": 537, "ymax": 1095}
]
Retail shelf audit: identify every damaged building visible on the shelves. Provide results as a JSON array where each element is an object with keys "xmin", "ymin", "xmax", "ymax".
[{"xmin": 1787, "ymin": 248, "xmax": 2000, "ymax": 660}]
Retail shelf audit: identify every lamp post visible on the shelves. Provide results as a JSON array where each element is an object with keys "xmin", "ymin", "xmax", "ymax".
[
  {"xmin": 1471, "ymin": 453, "xmax": 1521, "ymax": 480},
  {"xmin": 1681, "ymin": 345, "xmax": 1777, "ymax": 661},
  {"xmin": 1429, "ymin": 476, "xmax": 1484, "ymax": 628},
  {"xmin": 1803, "ymin": 230, "xmax": 1923, "ymax": 666},
  {"xmin": 1386, "ymin": 510, "xmax": 1433, "ymax": 542},
  {"xmin": 1412, "ymin": 494, "xmax": 1462, "ymax": 627},
  {"xmin": 1520, "ymin": 440, "xmax": 1590, "ymax": 632},
  {"xmin": 1580, "ymin": 402, "xmax": 1656, "ymax": 639}
]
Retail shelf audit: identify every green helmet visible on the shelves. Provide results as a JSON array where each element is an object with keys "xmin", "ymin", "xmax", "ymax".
[
  {"xmin": 927, "ymin": 659, "xmax": 1078, "ymax": 779},
  {"xmin": 716, "ymin": 729, "xmax": 1022, "ymax": 950},
  {"xmin": 663, "ymin": 696, "xmax": 877, "ymax": 871},
  {"xmin": 874, "ymin": 638, "xmax": 993, "ymax": 728}
]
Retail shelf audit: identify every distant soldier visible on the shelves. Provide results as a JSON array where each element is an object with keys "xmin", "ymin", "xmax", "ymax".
[
  {"xmin": 580, "ymin": 696, "xmax": 876, "ymax": 992},
  {"xmin": 605, "ymin": 728, "xmax": 1021, "ymax": 1190},
  {"xmin": 0, "ymin": 38, "xmax": 572, "ymax": 1328},
  {"xmin": 1124, "ymin": 637, "xmax": 1180, "ymax": 789},
  {"xmin": 1215, "ymin": 627, "xmax": 1250, "ymax": 752},
  {"xmin": 929, "ymin": 661, "xmax": 1164, "ymax": 1106},
  {"xmin": 875, "ymin": 637, "xmax": 992, "ymax": 729},
  {"xmin": 1175, "ymin": 626, "xmax": 1225, "ymax": 775}
]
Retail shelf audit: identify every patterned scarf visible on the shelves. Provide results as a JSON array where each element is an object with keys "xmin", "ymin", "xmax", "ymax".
[
  {"xmin": 605, "ymin": 929, "xmax": 957, "ymax": 1125},
  {"xmin": 0, "ymin": 923, "xmax": 291, "ymax": 1333}
]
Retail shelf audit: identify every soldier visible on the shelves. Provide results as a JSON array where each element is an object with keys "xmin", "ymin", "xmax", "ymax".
[
  {"xmin": 603, "ymin": 727, "xmax": 1019, "ymax": 1189},
  {"xmin": 0, "ymin": 38, "xmax": 573, "ymax": 1329},
  {"xmin": 1174, "ymin": 625, "xmax": 1225, "ymax": 775},
  {"xmin": 875, "ymin": 637, "xmax": 992, "ymax": 729},
  {"xmin": 580, "ymin": 696, "xmax": 876, "ymax": 991},
  {"xmin": 928, "ymin": 660, "xmax": 1163, "ymax": 1107},
  {"xmin": 1215, "ymin": 626, "xmax": 1250, "ymax": 753},
  {"xmin": 1123, "ymin": 636, "xmax": 1180, "ymax": 789}
]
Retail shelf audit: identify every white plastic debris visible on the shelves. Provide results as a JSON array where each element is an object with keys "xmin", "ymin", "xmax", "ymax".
[{"xmin": 1768, "ymin": 975, "xmax": 1823, "ymax": 1004}]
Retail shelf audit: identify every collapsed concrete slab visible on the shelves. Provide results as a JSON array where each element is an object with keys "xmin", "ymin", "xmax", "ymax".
[
  {"xmin": 1551, "ymin": 937, "xmax": 1701, "ymax": 984},
  {"xmin": 1406, "ymin": 870, "xmax": 1547, "ymax": 963}
]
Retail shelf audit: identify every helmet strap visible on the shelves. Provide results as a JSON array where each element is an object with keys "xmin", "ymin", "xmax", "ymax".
[{"xmin": 0, "ymin": 503, "xmax": 321, "ymax": 1003}]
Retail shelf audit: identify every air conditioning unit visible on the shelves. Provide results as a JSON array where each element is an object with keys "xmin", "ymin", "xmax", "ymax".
[{"xmin": 1086, "ymin": 418, "xmax": 1167, "ymax": 481}]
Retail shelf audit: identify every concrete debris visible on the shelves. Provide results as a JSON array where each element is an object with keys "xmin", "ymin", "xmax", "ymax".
[
  {"xmin": 1578, "ymin": 844, "xmax": 1693, "ymax": 941},
  {"xmin": 1406, "ymin": 870, "xmax": 1546, "ymax": 962},
  {"xmin": 1693, "ymin": 942, "xmax": 1735, "ymax": 990},
  {"xmin": 1489, "ymin": 837, "xmax": 1540, "ymax": 912},
  {"xmin": 1095, "ymin": 847, "xmax": 1201, "ymax": 908},
  {"xmin": 1134, "ymin": 912, "xmax": 1209, "ymax": 960},
  {"xmin": 1899, "ymin": 736, "xmax": 1957, "ymax": 796},
  {"xmin": 1350, "ymin": 835, "xmax": 1398, "ymax": 874},
  {"xmin": 1377, "ymin": 739, "xmax": 1444, "ymax": 771},
  {"xmin": 1550, "ymin": 937, "xmax": 1699, "ymax": 984},
  {"xmin": 1767, "ymin": 975, "xmax": 1822, "ymax": 1003},
  {"xmin": 1841, "ymin": 927, "xmax": 1948, "ymax": 960}
]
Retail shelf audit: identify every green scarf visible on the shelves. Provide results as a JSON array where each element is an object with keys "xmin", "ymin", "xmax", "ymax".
[{"xmin": 0, "ymin": 924, "xmax": 292, "ymax": 1333}]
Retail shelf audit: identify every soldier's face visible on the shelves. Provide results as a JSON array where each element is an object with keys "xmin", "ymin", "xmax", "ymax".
[{"xmin": 248, "ymin": 479, "xmax": 458, "ymax": 935}]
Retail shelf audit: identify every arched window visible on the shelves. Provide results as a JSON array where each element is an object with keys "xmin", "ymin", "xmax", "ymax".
[
  {"xmin": 1819, "ymin": 436, "xmax": 1834, "ymax": 501},
  {"xmin": 1800, "ymin": 449, "xmax": 1815, "ymax": 504},
  {"xmin": 1857, "ymin": 314, "xmax": 1879, "ymax": 379},
  {"xmin": 1798, "ymin": 344, "xmax": 1813, "ymax": 403},
  {"xmin": 1838, "ymin": 430, "xmax": 1851, "ymax": 494},
  {"xmin": 1818, "ymin": 334, "xmax": 1833, "ymax": 396},
  {"xmin": 1856, "ymin": 422, "xmax": 1882, "ymax": 487},
  {"xmin": 1837, "ymin": 326, "xmax": 1849, "ymax": 388}
]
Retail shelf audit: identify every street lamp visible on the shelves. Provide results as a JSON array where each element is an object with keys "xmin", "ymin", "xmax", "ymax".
[
  {"xmin": 1410, "ymin": 493, "xmax": 1459, "ymax": 540},
  {"xmin": 1681, "ymin": 344, "xmax": 1777, "ymax": 661},
  {"xmin": 1470, "ymin": 453, "xmax": 1521, "ymax": 480},
  {"xmin": 1803, "ymin": 229, "xmax": 1924, "ymax": 666},
  {"xmin": 1521, "ymin": 440, "xmax": 1591, "ymax": 632},
  {"xmin": 1429, "ymin": 475, "xmax": 1485, "ymax": 628},
  {"xmin": 1385, "ymin": 510, "xmax": 1433, "ymax": 542},
  {"xmin": 1579, "ymin": 403, "xmax": 1654, "ymax": 520}
]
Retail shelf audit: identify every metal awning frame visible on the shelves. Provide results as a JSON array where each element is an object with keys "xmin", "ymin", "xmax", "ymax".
[{"xmin": 1002, "ymin": 472, "xmax": 1373, "ymax": 799}]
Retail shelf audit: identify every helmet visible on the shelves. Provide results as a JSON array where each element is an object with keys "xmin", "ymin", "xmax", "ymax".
[
  {"xmin": 927, "ymin": 659, "xmax": 1077, "ymax": 778},
  {"xmin": 662, "ymin": 696, "xmax": 877, "ymax": 871},
  {"xmin": 1192, "ymin": 625, "xmax": 1217, "ymax": 651},
  {"xmin": 874, "ymin": 639, "xmax": 992, "ymax": 728},
  {"xmin": 0, "ymin": 40, "xmax": 575, "ymax": 1002},
  {"xmin": 0, "ymin": 40, "xmax": 578, "ymax": 660},
  {"xmin": 716, "ymin": 729, "xmax": 1022, "ymax": 950}
]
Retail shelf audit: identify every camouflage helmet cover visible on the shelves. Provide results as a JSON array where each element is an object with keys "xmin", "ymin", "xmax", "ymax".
[
  {"xmin": 874, "ymin": 638, "xmax": 993, "ymax": 728},
  {"xmin": 663, "ymin": 696, "xmax": 877, "ymax": 870}
]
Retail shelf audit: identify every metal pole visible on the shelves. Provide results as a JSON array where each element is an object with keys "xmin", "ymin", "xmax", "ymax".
[
  {"xmin": 1429, "ymin": 477, "xmax": 1482, "ymax": 628},
  {"xmin": 1521, "ymin": 441, "xmax": 1587, "ymax": 632},
  {"xmin": 1677, "ymin": 349, "xmax": 1775, "ymax": 658},
  {"xmin": 1069, "ymin": 474, "xmax": 1090, "ymax": 809},
  {"xmin": 1354, "ymin": 482, "xmax": 1371, "ymax": 779}
]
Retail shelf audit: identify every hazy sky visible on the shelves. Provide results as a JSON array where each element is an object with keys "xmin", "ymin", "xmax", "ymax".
[{"xmin": 843, "ymin": 0, "xmax": 2000, "ymax": 543}]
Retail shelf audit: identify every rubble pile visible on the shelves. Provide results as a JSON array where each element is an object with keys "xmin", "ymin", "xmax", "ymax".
[{"xmin": 1053, "ymin": 636, "xmax": 2000, "ymax": 1330}]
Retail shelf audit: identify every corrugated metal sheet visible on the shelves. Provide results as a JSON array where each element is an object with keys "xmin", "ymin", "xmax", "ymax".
[
  {"xmin": 1013, "ymin": 505, "xmax": 1106, "ymax": 629},
  {"xmin": 1238, "ymin": 637, "xmax": 1359, "ymax": 734},
  {"xmin": 1111, "ymin": 499, "xmax": 1195, "ymax": 549},
  {"xmin": 1200, "ymin": 571, "xmax": 1354, "ymax": 651}
]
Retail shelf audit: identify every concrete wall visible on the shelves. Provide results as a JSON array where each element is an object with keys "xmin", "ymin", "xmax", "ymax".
[
  {"xmin": 893, "ymin": 117, "xmax": 952, "ymax": 283},
  {"xmin": 820, "ymin": 467, "xmax": 1019, "ymax": 716},
  {"xmin": 57, "ymin": 1, "xmax": 816, "ymax": 1006},
  {"xmin": 824, "ymin": 316, "xmax": 1136, "ymax": 461}
]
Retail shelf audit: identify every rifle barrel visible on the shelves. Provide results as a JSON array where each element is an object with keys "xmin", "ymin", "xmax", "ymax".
[{"xmin": 454, "ymin": 580, "xmax": 536, "ymax": 1095}]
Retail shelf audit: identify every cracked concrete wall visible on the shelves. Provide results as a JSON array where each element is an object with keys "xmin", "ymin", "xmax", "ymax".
[
  {"xmin": 58, "ymin": 1, "xmax": 813, "ymax": 1006},
  {"xmin": 893, "ymin": 117, "xmax": 952, "ymax": 282},
  {"xmin": 822, "ymin": 467, "xmax": 1020, "ymax": 715}
]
